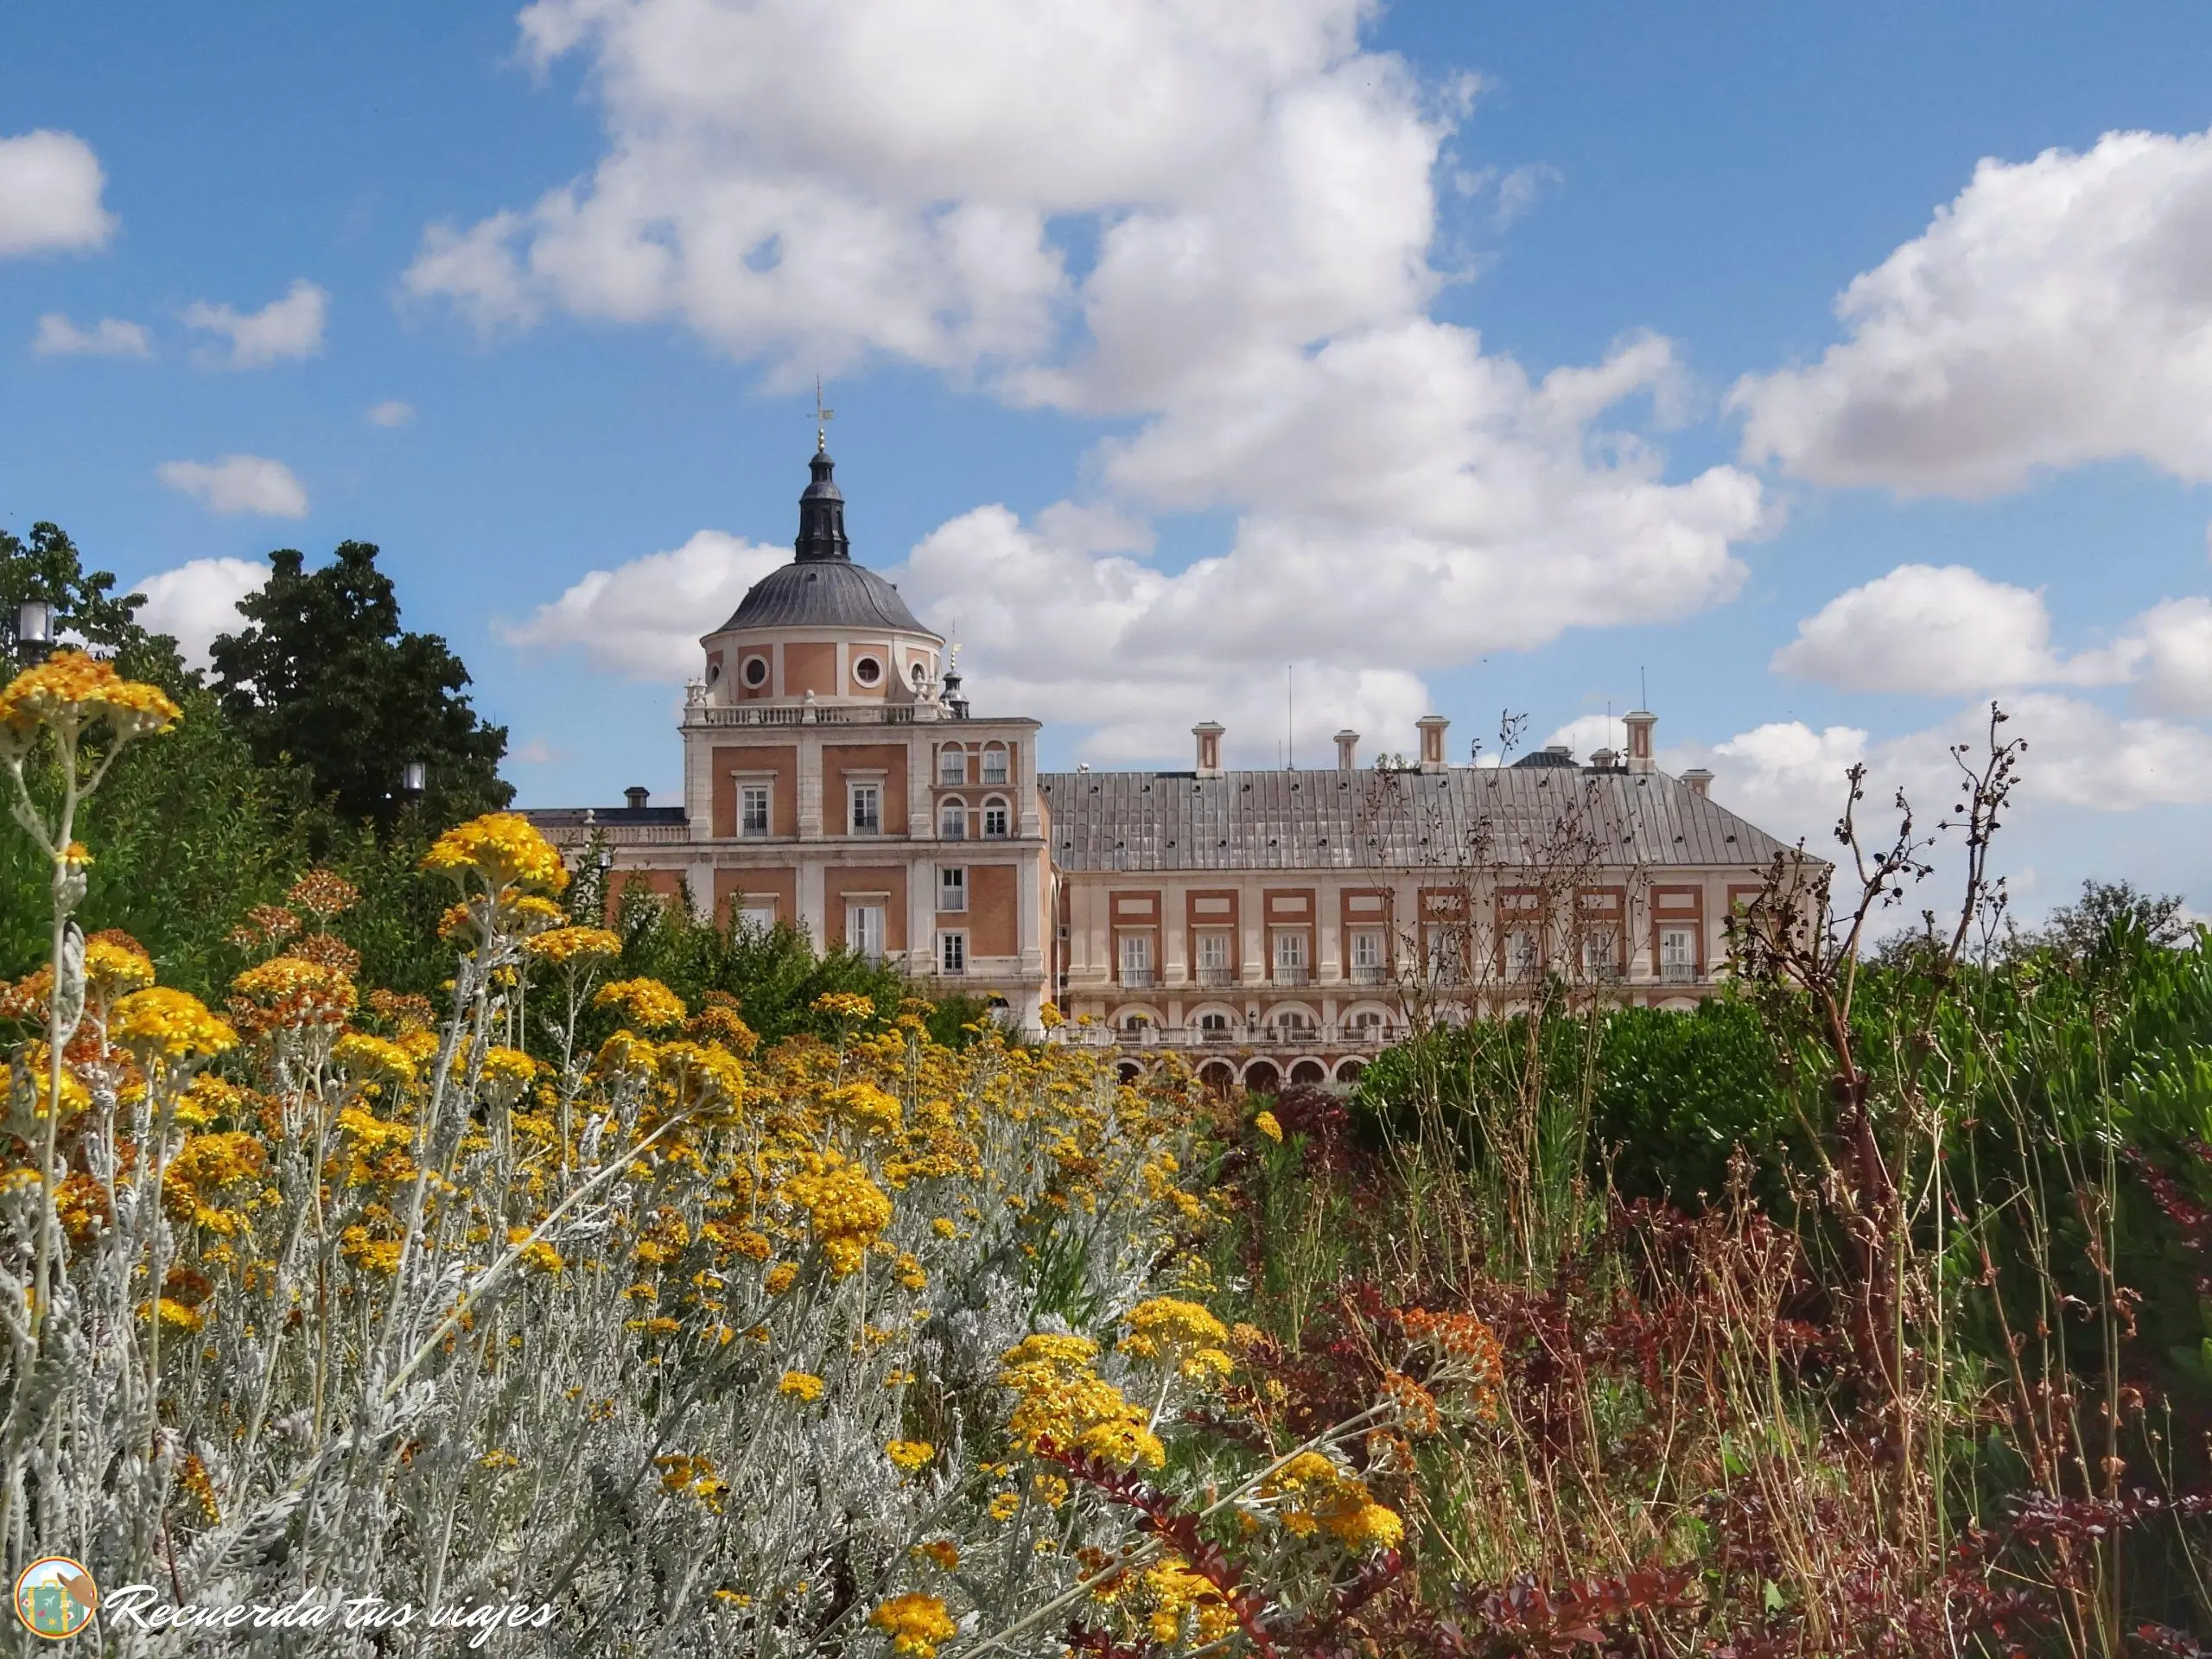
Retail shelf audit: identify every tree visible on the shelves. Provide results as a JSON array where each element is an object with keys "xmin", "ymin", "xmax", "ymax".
[
  {"xmin": 209, "ymin": 542, "xmax": 512, "ymax": 829},
  {"xmin": 2032, "ymin": 877, "xmax": 2193, "ymax": 965},
  {"xmin": 0, "ymin": 521, "xmax": 162, "ymax": 664}
]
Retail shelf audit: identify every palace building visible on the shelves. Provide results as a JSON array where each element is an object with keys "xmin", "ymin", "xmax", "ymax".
[{"xmin": 525, "ymin": 441, "xmax": 1798, "ymax": 1091}]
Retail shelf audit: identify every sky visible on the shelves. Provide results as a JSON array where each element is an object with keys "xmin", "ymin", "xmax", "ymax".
[{"xmin": 7, "ymin": 2, "xmax": 2212, "ymax": 921}]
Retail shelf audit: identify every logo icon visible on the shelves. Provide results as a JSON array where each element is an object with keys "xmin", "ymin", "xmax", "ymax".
[{"xmin": 14, "ymin": 1557, "xmax": 97, "ymax": 1640}]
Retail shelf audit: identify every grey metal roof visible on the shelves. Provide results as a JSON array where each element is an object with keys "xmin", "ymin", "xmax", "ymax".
[
  {"xmin": 524, "ymin": 805, "xmax": 689, "ymax": 828},
  {"xmin": 1039, "ymin": 766, "xmax": 1799, "ymax": 874},
  {"xmin": 713, "ymin": 557, "xmax": 931, "ymax": 635}
]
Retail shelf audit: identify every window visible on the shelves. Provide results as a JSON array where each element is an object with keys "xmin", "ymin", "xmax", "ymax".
[
  {"xmin": 938, "ymin": 867, "xmax": 967, "ymax": 913},
  {"xmin": 1275, "ymin": 1009, "xmax": 1314, "ymax": 1035},
  {"xmin": 740, "ymin": 784, "xmax": 771, "ymax": 836},
  {"xmin": 1661, "ymin": 927, "xmax": 1698, "ymax": 982},
  {"xmin": 981, "ymin": 745, "xmax": 1008, "ymax": 785},
  {"xmin": 938, "ymin": 931, "xmax": 967, "ymax": 976},
  {"xmin": 738, "ymin": 899, "xmax": 777, "ymax": 932},
  {"xmin": 846, "ymin": 904, "xmax": 886, "ymax": 963},
  {"xmin": 1351, "ymin": 929, "xmax": 1385, "ymax": 979},
  {"xmin": 938, "ymin": 800, "xmax": 967, "ymax": 840},
  {"xmin": 1122, "ymin": 1014, "xmax": 1150, "ymax": 1034},
  {"xmin": 1119, "ymin": 932, "xmax": 1153, "ymax": 986},
  {"xmin": 1505, "ymin": 929, "xmax": 1541, "ymax": 978},
  {"xmin": 853, "ymin": 655, "xmax": 881, "ymax": 686},
  {"xmin": 1582, "ymin": 930, "xmax": 1619, "ymax": 980},
  {"xmin": 849, "ymin": 783, "xmax": 881, "ymax": 836},
  {"xmin": 1423, "ymin": 923, "xmax": 1464, "ymax": 985},
  {"xmin": 1349, "ymin": 1010, "xmax": 1385, "ymax": 1035},
  {"xmin": 1196, "ymin": 931, "xmax": 1232, "ymax": 985},
  {"xmin": 938, "ymin": 747, "xmax": 966, "ymax": 785},
  {"xmin": 1273, "ymin": 930, "xmax": 1309, "ymax": 984},
  {"xmin": 982, "ymin": 798, "xmax": 1010, "ymax": 838},
  {"xmin": 1199, "ymin": 1011, "xmax": 1233, "ymax": 1041},
  {"xmin": 741, "ymin": 655, "xmax": 768, "ymax": 687}
]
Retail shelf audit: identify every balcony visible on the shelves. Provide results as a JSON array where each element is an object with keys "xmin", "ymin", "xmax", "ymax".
[
  {"xmin": 1350, "ymin": 963, "xmax": 1391, "ymax": 984},
  {"xmin": 684, "ymin": 702, "xmax": 923, "ymax": 728},
  {"xmin": 1193, "ymin": 966, "xmax": 1237, "ymax": 988},
  {"xmin": 1660, "ymin": 963, "xmax": 1700, "ymax": 985},
  {"xmin": 1119, "ymin": 967, "xmax": 1155, "ymax": 990},
  {"xmin": 1272, "ymin": 964, "xmax": 1311, "ymax": 988}
]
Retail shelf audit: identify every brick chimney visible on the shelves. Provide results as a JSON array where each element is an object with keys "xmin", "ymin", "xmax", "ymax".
[
  {"xmin": 1334, "ymin": 728, "xmax": 1359, "ymax": 772},
  {"xmin": 1624, "ymin": 709, "xmax": 1656, "ymax": 775},
  {"xmin": 1415, "ymin": 715, "xmax": 1449, "ymax": 774},
  {"xmin": 1681, "ymin": 767, "xmax": 1713, "ymax": 798},
  {"xmin": 1192, "ymin": 721, "xmax": 1224, "ymax": 779}
]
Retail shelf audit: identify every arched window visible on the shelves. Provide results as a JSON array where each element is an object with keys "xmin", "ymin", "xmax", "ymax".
[
  {"xmin": 981, "ymin": 744, "xmax": 1009, "ymax": 785},
  {"xmin": 982, "ymin": 796, "xmax": 1010, "ymax": 838},
  {"xmin": 938, "ymin": 800, "xmax": 967, "ymax": 840},
  {"xmin": 938, "ymin": 747, "xmax": 966, "ymax": 785},
  {"xmin": 1199, "ymin": 1012, "xmax": 1233, "ymax": 1042}
]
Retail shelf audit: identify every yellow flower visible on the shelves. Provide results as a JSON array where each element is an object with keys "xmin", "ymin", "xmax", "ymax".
[
  {"xmin": 777, "ymin": 1370, "xmax": 824, "ymax": 1403},
  {"xmin": 1259, "ymin": 1452, "xmax": 1404, "ymax": 1553},
  {"xmin": 827, "ymin": 1080, "xmax": 902, "ymax": 1135},
  {"xmin": 869, "ymin": 1594, "xmax": 956, "ymax": 1659},
  {"xmin": 479, "ymin": 1046, "xmax": 541, "ymax": 1098},
  {"xmin": 0, "ymin": 649, "xmax": 180, "ymax": 750},
  {"xmin": 334, "ymin": 1032, "xmax": 418, "ymax": 1090},
  {"xmin": 231, "ymin": 956, "xmax": 357, "ymax": 1027},
  {"xmin": 421, "ymin": 811, "xmax": 569, "ymax": 896},
  {"xmin": 526, "ymin": 925, "xmax": 624, "ymax": 968},
  {"xmin": 1119, "ymin": 1297, "xmax": 1233, "ymax": 1384},
  {"xmin": 913, "ymin": 1541, "xmax": 959, "ymax": 1571},
  {"xmin": 1253, "ymin": 1109, "xmax": 1283, "ymax": 1143},
  {"xmin": 84, "ymin": 932, "xmax": 155, "ymax": 1000},
  {"xmin": 784, "ymin": 1160, "xmax": 893, "ymax": 1276},
  {"xmin": 594, "ymin": 977, "xmax": 687, "ymax": 1031},
  {"xmin": 764, "ymin": 1262, "xmax": 799, "ymax": 1294},
  {"xmin": 999, "ymin": 1333, "xmax": 1165, "ymax": 1469},
  {"xmin": 505, "ymin": 1225, "xmax": 564, "ymax": 1274},
  {"xmin": 811, "ymin": 990, "xmax": 876, "ymax": 1022},
  {"xmin": 111, "ymin": 987, "xmax": 238, "ymax": 1063},
  {"xmin": 886, "ymin": 1439, "xmax": 936, "ymax": 1472},
  {"xmin": 988, "ymin": 1493, "xmax": 1020, "ymax": 1522}
]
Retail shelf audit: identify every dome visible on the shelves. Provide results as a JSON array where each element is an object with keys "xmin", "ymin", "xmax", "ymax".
[{"xmin": 715, "ymin": 557, "xmax": 931, "ymax": 634}]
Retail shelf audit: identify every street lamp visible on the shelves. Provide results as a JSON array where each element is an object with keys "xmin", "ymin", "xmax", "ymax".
[
  {"xmin": 15, "ymin": 600, "xmax": 54, "ymax": 663},
  {"xmin": 400, "ymin": 759, "xmax": 428, "ymax": 798},
  {"xmin": 596, "ymin": 847, "xmax": 614, "ymax": 874}
]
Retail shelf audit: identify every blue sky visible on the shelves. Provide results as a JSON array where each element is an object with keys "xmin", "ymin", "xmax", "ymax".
[{"xmin": 6, "ymin": 3, "xmax": 2212, "ymax": 918}]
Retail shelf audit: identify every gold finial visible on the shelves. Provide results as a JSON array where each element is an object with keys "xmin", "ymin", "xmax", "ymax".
[{"xmin": 813, "ymin": 373, "xmax": 835, "ymax": 453}]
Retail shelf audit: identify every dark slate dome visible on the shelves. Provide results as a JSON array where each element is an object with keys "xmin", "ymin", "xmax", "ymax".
[
  {"xmin": 717, "ymin": 557, "xmax": 928, "ymax": 632},
  {"xmin": 710, "ymin": 444, "xmax": 934, "ymax": 636}
]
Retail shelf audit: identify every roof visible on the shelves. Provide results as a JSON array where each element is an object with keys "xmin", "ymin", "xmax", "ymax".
[
  {"xmin": 1038, "ymin": 766, "xmax": 1798, "ymax": 874},
  {"xmin": 713, "ymin": 557, "xmax": 931, "ymax": 634},
  {"xmin": 524, "ymin": 805, "xmax": 689, "ymax": 829}
]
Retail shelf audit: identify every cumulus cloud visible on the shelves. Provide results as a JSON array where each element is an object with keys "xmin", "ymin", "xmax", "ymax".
[
  {"xmin": 156, "ymin": 455, "xmax": 309, "ymax": 518},
  {"xmin": 130, "ymin": 557, "xmax": 264, "ymax": 669},
  {"xmin": 365, "ymin": 399, "xmax": 415, "ymax": 428},
  {"xmin": 1773, "ymin": 564, "xmax": 2105, "ymax": 694},
  {"xmin": 31, "ymin": 313, "xmax": 149, "ymax": 358},
  {"xmin": 181, "ymin": 279, "xmax": 328, "ymax": 368},
  {"xmin": 428, "ymin": 0, "xmax": 1766, "ymax": 729},
  {"xmin": 0, "ymin": 130, "xmax": 116, "ymax": 256},
  {"xmin": 500, "ymin": 530, "xmax": 791, "ymax": 679},
  {"xmin": 2121, "ymin": 597, "xmax": 2212, "ymax": 716},
  {"xmin": 1733, "ymin": 127, "xmax": 2212, "ymax": 497},
  {"xmin": 1542, "ymin": 714, "xmax": 1628, "ymax": 761}
]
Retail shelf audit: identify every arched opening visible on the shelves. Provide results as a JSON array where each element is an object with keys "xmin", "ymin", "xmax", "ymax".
[
  {"xmin": 1243, "ymin": 1059, "xmax": 1281, "ymax": 1096},
  {"xmin": 1198, "ymin": 1059, "xmax": 1236, "ymax": 1095},
  {"xmin": 1198, "ymin": 1011, "xmax": 1234, "ymax": 1043},
  {"xmin": 1334, "ymin": 1058, "xmax": 1366, "ymax": 1084},
  {"xmin": 1288, "ymin": 1058, "xmax": 1327, "ymax": 1085},
  {"xmin": 1115, "ymin": 1060, "xmax": 1141, "ymax": 1084}
]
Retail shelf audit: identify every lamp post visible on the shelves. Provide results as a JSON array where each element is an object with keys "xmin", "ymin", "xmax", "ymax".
[
  {"xmin": 14, "ymin": 599, "xmax": 54, "ymax": 664},
  {"xmin": 400, "ymin": 759, "xmax": 428, "ymax": 799}
]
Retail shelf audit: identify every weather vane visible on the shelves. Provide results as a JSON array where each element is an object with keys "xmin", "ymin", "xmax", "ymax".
[{"xmin": 813, "ymin": 374, "xmax": 834, "ymax": 453}]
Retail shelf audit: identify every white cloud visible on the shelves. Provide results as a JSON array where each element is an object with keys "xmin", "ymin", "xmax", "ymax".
[
  {"xmin": 2117, "ymin": 596, "xmax": 2212, "ymax": 716},
  {"xmin": 181, "ymin": 279, "xmax": 328, "ymax": 368},
  {"xmin": 1491, "ymin": 162, "xmax": 1562, "ymax": 229},
  {"xmin": 1542, "ymin": 714, "xmax": 1628, "ymax": 760},
  {"xmin": 156, "ymin": 455, "xmax": 310, "ymax": 518},
  {"xmin": 1773, "ymin": 564, "xmax": 2085, "ymax": 694},
  {"xmin": 499, "ymin": 530, "xmax": 791, "ymax": 679},
  {"xmin": 129, "ymin": 557, "xmax": 264, "ymax": 670},
  {"xmin": 0, "ymin": 130, "xmax": 116, "ymax": 256},
  {"xmin": 427, "ymin": 0, "xmax": 1766, "ymax": 722},
  {"xmin": 365, "ymin": 399, "xmax": 415, "ymax": 428},
  {"xmin": 1733, "ymin": 127, "xmax": 2212, "ymax": 497},
  {"xmin": 31, "ymin": 313, "xmax": 149, "ymax": 358}
]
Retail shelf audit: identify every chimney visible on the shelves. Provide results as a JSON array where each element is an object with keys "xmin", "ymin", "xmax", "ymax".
[
  {"xmin": 1334, "ymin": 728, "xmax": 1359, "ymax": 772},
  {"xmin": 1415, "ymin": 715, "xmax": 1449, "ymax": 774},
  {"xmin": 1624, "ymin": 709, "xmax": 1656, "ymax": 774},
  {"xmin": 1192, "ymin": 721, "xmax": 1224, "ymax": 779},
  {"xmin": 1681, "ymin": 767, "xmax": 1713, "ymax": 799},
  {"xmin": 1589, "ymin": 747, "xmax": 1619, "ymax": 771},
  {"xmin": 624, "ymin": 785, "xmax": 651, "ymax": 810}
]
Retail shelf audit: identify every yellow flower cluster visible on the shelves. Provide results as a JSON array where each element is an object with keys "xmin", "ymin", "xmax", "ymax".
[
  {"xmin": 334, "ymin": 1032, "xmax": 419, "ymax": 1089},
  {"xmin": 0, "ymin": 650, "xmax": 180, "ymax": 749},
  {"xmin": 231, "ymin": 956, "xmax": 358, "ymax": 1028},
  {"xmin": 868, "ymin": 1593, "xmax": 956, "ymax": 1658},
  {"xmin": 1253, "ymin": 1109, "xmax": 1283, "ymax": 1143},
  {"xmin": 999, "ymin": 1333, "xmax": 1165, "ymax": 1469},
  {"xmin": 594, "ymin": 977, "xmax": 687, "ymax": 1031},
  {"xmin": 1086, "ymin": 1556, "xmax": 1237, "ymax": 1648},
  {"xmin": 1118, "ymin": 1296, "xmax": 1233, "ymax": 1385},
  {"xmin": 420, "ymin": 811, "xmax": 569, "ymax": 896},
  {"xmin": 85, "ymin": 932, "xmax": 156, "ymax": 1000},
  {"xmin": 777, "ymin": 1370, "xmax": 824, "ymax": 1403},
  {"xmin": 525, "ymin": 925, "xmax": 623, "ymax": 968},
  {"xmin": 1259, "ymin": 1452, "xmax": 1405, "ymax": 1553},
  {"xmin": 827, "ymin": 1079, "xmax": 902, "ymax": 1136},
  {"xmin": 783, "ymin": 1156, "xmax": 893, "ymax": 1275},
  {"xmin": 111, "ymin": 988, "xmax": 238, "ymax": 1064},
  {"xmin": 885, "ymin": 1439, "xmax": 936, "ymax": 1472}
]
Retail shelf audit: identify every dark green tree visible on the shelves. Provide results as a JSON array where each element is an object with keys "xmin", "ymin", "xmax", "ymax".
[
  {"xmin": 0, "ymin": 521, "xmax": 168, "ymax": 670},
  {"xmin": 209, "ymin": 542, "xmax": 512, "ymax": 830}
]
